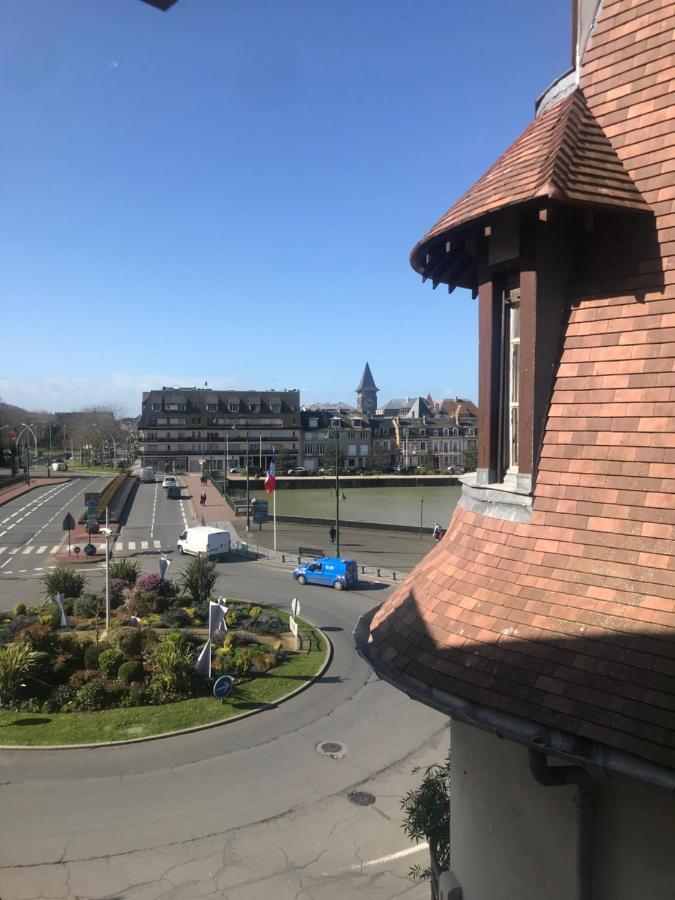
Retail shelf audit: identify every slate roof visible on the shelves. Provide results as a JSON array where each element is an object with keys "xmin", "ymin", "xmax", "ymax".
[
  {"xmin": 369, "ymin": 0, "xmax": 675, "ymax": 775},
  {"xmin": 411, "ymin": 87, "xmax": 648, "ymax": 275},
  {"xmin": 356, "ymin": 362, "xmax": 378, "ymax": 393}
]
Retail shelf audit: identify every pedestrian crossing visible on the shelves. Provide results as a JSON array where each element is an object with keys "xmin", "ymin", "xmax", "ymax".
[{"xmin": 0, "ymin": 539, "xmax": 165, "ymax": 558}]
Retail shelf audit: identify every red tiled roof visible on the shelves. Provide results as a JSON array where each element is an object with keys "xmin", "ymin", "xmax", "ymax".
[
  {"xmin": 411, "ymin": 88, "xmax": 648, "ymax": 274},
  {"xmin": 372, "ymin": 0, "xmax": 675, "ymax": 772}
]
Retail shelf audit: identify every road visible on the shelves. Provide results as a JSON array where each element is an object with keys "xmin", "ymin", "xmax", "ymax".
[
  {"xmin": 0, "ymin": 476, "xmax": 112, "ymax": 595},
  {"xmin": 0, "ymin": 479, "xmax": 448, "ymax": 898}
]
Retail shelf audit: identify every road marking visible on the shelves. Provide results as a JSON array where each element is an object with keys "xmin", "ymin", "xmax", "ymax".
[
  {"xmin": 50, "ymin": 544, "xmax": 61, "ymax": 554},
  {"xmin": 127, "ymin": 541, "xmax": 136, "ymax": 550},
  {"xmin": 350, "ymin": 843, "xmax": 429, "ymax": 870},
  {"xmin": 0, "ymin": 548, "xmax": 5, "ymax": 555},
  {"xmin": 22, "ymin": 546, "xmax": 34, "ymax": 555},
  {"xmin": 154, "ymin": 539, "xmax": 161, "ymax": 549},
  {"xmin": 37, "ymin": 545, "xmax": 47, "ymax": 554},
  {"xmin": 9, "ymin": 548, "xmax": 18, "ymax": 555},
  {"xmin": 141, "ymin": 540, "xmax": 148, "ymax": 550}
]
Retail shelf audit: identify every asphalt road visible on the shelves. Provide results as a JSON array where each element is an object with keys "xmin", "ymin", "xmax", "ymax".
[
  {"xmin": 0, "ymin": 476, "xmax": 112, "ymax": 599},
  {"xmin": 0, "ymin": 560, "xmax": 447, "ymax": 899},
  {"xmin": 117, "ymin": 479, "xmax": 191, "ymax": 557}
]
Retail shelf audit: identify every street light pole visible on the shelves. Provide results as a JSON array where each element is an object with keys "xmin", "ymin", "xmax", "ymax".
[
  {"xmin": 101, "ymin": 508, "xmax": 111, "ymax": 633},
  {"xmin": 327, "ymin": 418, "xmax": 342, "ymax": 556},
  {"xmin": 245, "ymin": 424, "xmax": 250, "ymax": 532}
]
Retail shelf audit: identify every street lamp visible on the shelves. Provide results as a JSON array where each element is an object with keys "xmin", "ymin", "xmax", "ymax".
[
  {"xmin": 326, "ymin": 417, "xmax": 343, "ymax": 556},
  {"xmin": 20, "ymin": 423, "xmax": 37, "ymax": 485},
  {"xmin": 245, "ymin": 423, "xmax": 251, "ymax": 532},
  {"xmin": 100, "ymin": 509, "xmax": 112, "ymax": 633}
]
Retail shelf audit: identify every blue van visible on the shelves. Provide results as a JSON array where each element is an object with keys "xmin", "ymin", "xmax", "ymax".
[{"xmin": 292, "ymin": 557, "xmax": 358, "ymax": 591}]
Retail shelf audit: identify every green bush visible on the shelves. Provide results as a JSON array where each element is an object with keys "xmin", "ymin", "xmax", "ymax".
[
  {"xmin": 152, "ymin": 635, "xmax": 195, "ymax": 694},
  {"xmin": 0, "ymin": 643, "xmax": 38, "ymax": 707},
  {"xmin": 400, "ymin": 757, "xmax": 451, "ymax": 882},
  {"xmin": 43, "ymin": 567, "xmax": 86, "ymax": 600},
  {"xmin": 18, "ymin": 622, "xmax": 59, "ymax": 654},
  {"xmin": 108, "ymin": 559, "xmax": 141, "ymax": 586},
  {"xmin": 117, "ymin": 659, "xmax": 145, "ymax": 685},
  {"xmin": 225, "ymin": 611, "xmax": 238, "ymax": 628},
  {"xmin": 51, "ymin": 660, "xmax": 70, "ymax": 684},
  {"xmin": 73, "ymin": 594, "xmax": 102, "ymax": 619},
  {"xmin": 249, "ymin": 606, "xmax": 262, "ymax": 620},
  {"xmin": 109, "ymin": 626, "xmax": 144, "ymax": 658},
  {"xmin": 83, "ymin": 642, "xmax": 104, "ymax": 669},
  {"xmin": 13, "ymin": 603, "xmax": 27, "ymax": 617},
  {"xmin": 74, "ymin": 680, "xmax": 108, "ymax": 711},
  {"xmin": 43, "ymin": 684, "xmax": 73, "ymax": 712},
  {"xmin": 180, "ymin": 556, "xmax": 217, "ymax": 604},
  {"xmin": 58, "ymin": 634, "xmax": 85, "ymax": 666},
  {"xmin": 98, "ymin": 648, "xmax": 124, "ymax": 678},
  {"xmin": 159, "ymin": 608, "xmax": 191, "ymax": 628}
]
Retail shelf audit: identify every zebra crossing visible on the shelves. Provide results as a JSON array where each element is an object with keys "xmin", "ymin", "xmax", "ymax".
[{"xmin": 0, "ymin": 538, "xmax": 165, "ymax": 561}]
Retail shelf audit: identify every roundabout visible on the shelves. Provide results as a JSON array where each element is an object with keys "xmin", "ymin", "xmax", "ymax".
[{"xmin": 0, "ymin": 558, "xmax": 447, "ymax": 899}]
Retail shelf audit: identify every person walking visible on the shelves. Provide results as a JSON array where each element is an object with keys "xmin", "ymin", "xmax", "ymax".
[
  {"xmin": 200, "ymin": 492, "xmax": 207, "ymax": 507},
  {"xmin": 329, "ymin": 524, "xmax": 336, "ymax": 545},
  {"xmin": 433, "ymin": 522, "xmax": 442, "ymax": 542}
]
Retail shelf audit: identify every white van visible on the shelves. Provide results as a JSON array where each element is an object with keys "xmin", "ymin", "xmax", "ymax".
[
  {"xmin": 140, "ymin": 466, "xmax": 155, "ymax": 483},
  {"xmin": 177, "ymin": 526, "xmax": 230, "ymax": 559}
]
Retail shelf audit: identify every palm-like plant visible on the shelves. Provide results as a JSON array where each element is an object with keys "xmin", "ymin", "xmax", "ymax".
[
  {"xmin": 180, "ymin": 556, "xmax": 217, "ymax": 604},
  {"xmin": 152, "ymin": 635, "xmax": 194, "ymax": 694},
  {"xmin": 43, "ymin": 566, "xmax": 86, "ymax": 600},
  {"xmin": 0, "ymin": 643, "xmax": 38, "ymax": 707}
]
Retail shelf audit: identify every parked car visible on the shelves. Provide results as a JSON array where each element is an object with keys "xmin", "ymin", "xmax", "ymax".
[
  {"xmin": 162, "ymin": 476, "xmax": 177, "ymax": 489},
  {"xmin": 50, "ymin": 461, "xmax": 68, "ymax": 472},
  {"xmin": 228, "ymin": 467, "xmax": 240, "ymax": 474},
  {"xmin": 447, "ymin": 465, "xmax": 465, "ymax": 475},
  {"xmin": 287, "ymin": 466, "xmax": 308, "ymax": 475},
  {"xmin": 167, "ymin": 484, "xmax": 182, "ymax": 499},
  {"xmin": 318, "ymin": 466, "xmax": 335, "ymax": 474},
  {"xmin": 292, "ymin": 557, "xmax": 358, "ymax": 590}
]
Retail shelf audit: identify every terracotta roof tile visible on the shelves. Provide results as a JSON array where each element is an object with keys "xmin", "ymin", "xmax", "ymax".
[{"xmin": 410, "ymin": 89, "xmax": 648, "ymax": 276}]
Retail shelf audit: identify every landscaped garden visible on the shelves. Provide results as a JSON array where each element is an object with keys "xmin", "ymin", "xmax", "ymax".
[{"xmin": 0, "ymin": 557, "xmax": 326, "ymax": 745}]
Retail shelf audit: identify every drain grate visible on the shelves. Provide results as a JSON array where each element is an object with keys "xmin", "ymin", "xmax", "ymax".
[
  {"xmin": 348, "ymin": 790, "xmax": 376, "ymax": 806},
  {"xmin": 316, "ymin": 740, "xmax": 347, "ymax": 758}
]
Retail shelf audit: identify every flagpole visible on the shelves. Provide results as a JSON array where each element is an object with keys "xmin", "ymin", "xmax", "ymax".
[{"xmin": 273, "ymin": 445, "xmax": 277, "ymax": 551}]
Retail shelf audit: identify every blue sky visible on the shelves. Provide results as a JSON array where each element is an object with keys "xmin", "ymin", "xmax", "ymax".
[{"xmin": 1, "ymin": 0, "xmax": 569, "ymax": 415}]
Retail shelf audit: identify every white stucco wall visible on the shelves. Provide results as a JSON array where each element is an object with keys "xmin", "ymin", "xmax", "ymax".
[{"xmin": 449, "ymin": 719, "xmax": 675, "ymax": 900}]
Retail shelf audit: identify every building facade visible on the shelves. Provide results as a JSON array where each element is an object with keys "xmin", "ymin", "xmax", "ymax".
[
  {"xmin": 300, "ymin": 410, "xmax": 372, "ymax": 472},
  {"xmin": 138, "ymin": 388, "xmax": 301, "ymax": 473},
  {"xmin": 357, "ymin": 2, "xmax": 675, "ymax": 898}
]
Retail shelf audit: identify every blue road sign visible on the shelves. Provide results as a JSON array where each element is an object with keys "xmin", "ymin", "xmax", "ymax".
[{"xmin": 213, "ymin": 675, "xmax": 234, "ymax": 699}]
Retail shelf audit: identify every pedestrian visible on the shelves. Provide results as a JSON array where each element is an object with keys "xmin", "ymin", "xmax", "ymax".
[
  {"xmin": 329, "ymin": 525, "xmax": 336, "ymax": 545},
  {"xmin": 200, "ymin": 492, "xmax": 206, "ymax": 507},
  {"xmin": 433, "ymin": 522, "xmax": 442, "ymax": 542}
]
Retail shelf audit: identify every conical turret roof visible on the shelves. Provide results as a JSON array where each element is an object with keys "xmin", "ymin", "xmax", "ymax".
[{"xmin": 356, "ymin": 362, "xmax": 378, "ymax": 393}]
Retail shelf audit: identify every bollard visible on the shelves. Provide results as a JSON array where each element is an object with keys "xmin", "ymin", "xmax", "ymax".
[
  {"xmin": 362, "ymin": 565, "xmax": 366, "ymax": 574},
  {"xmin": 377, "ymin": 568, "xmax": 380, "ymax": 577},
  {"xmin": 282, "ymin": 554, "xmax": 285, "ymax": 563},
  {"xmin": 393, "ymin": 572, "xmax": 397, "ymax": 580}
]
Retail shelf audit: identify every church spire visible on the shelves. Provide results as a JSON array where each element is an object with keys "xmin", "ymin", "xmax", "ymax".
[{"xmin": 356, "ymin": 362, "xmax": 378, "ymax": 414}]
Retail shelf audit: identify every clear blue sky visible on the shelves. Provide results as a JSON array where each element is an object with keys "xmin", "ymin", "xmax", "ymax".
[{"xmin": 1, "ymin": 0, "xmax": 569, "ymax": 416}]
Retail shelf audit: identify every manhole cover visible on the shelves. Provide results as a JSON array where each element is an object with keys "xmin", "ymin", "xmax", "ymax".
[
  {"xmin": 348, "ymin": 790, "xmax": 376, "ymax": 806},
  {"xmin": 316, "ymin": 740, "xmax": 347, "ymax": 758}
]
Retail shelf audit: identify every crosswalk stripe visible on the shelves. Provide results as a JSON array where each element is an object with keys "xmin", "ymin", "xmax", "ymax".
[
  {"xmin": 23, "ymin": 546, "xmax": 34, "ymax": 555},
  {"xmin": 0, "ymin": 547, "xmax": 5, "ymax": 555},
  {"xmin": 127, "ymin": 541, "xmax": 136, "ymax": 550},
  {"xmin": 37, "ymin": 545, "xmax": 47, "ymax": 554},
  {"xmin": 50, "ymin": 545, "xmax": 61, "ymax": 553},
  {"xmin": 141, "ymin": 540, "xmax": 148, "ymax": 550},
  {"xmin": 154, "ymin": 540, "xmax": 161, "ymax": 549},
  {"xmin": 9, "ymin": 549, "xmax": 18, "ymax": 555}
]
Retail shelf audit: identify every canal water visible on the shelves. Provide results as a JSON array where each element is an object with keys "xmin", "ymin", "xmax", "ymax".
[{"xmin": 250, "ymin": 485, "xmax": 462, "ymax": 528}]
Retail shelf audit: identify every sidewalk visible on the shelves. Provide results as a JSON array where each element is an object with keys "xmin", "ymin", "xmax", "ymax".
[{"xmin": 185, "ymin": 475, "xmax": 434, "ymax": 574}]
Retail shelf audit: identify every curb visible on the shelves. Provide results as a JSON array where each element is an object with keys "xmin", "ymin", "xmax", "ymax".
[{"xmin": 0, "ymin": 618, "xmax": 332, "ymax": 751}]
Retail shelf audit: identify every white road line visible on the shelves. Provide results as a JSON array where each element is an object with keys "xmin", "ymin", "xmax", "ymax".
[
  {"xmin": 153, "ymin": 540, "xmax": 161, "ymax": 549},
  {"xmin": 0, "ymin": 548, "xmax": 5, "ymax": 555},
  {"xmin": 127, "ymin": 541, "xmax": 136, "ymax": 550},
  {"xmin": 50, "ymin": 544, "xmax": 61, "ymax": 554},
  {"xmin": 36, "ymin": 545, "xmax": 47, "ymax": 554},
  {"xmin": 8, "ymin": 548, "xmax": 18, "ymax": 555},
  {"xmin": 141, "ymin": 540, "xmax": 148, "ymax": 550},
  {"xmin": 349, "ymin": 843, "xmax": 429, "ymax": 870},
  {"xmin": 22, "ymin": 546, "xmax": 34, "ymax": 555},
  {"xmin": 150, "ymin": 482, "xmax": 158, "ymax": 538}
]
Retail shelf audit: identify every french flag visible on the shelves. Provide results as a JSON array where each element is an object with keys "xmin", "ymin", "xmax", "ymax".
[{"xmin": 265, "ymin": 456, "xmax": 276, "ymax": 493}]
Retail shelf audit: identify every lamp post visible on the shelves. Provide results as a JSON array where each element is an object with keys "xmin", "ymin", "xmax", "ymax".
[
  {"xmin": 326, "ymin": 417, "xmax": 343, "ymax": 556},
  {"xmin": 20, "ymin": 423, "xmax": 37, "ymax": 485},
  {"xmin": 100, "ymin": 508, "xmax": 112, "ymax": 633},
  {"xmin": 245, "ymin": 423, "xmax": 251, "ymax": 532},
  {"xmin": 419, "ymin": 496, "xmax": 424, "ymax": 540}
]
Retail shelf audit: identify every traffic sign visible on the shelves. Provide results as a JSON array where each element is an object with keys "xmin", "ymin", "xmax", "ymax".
[
  {"xmin": 291, "ymin": 598, "xmax": 301, "ymax": 618},
  {"xmin": 213, "ymin": 675, "xmax": 233, "ymax": 700},
  {"xmin": 289, "ymin": 615, "xmax": 298, "ymax": 637},
  {"xmin": 252, "ymin": 499, "xmax": 268, "ymax": 524},
  {"xmin": 73, "ymin": 546, "xmax": 81, "ymax": 557},
  {"xmin": 62, "ymin": 513, "xmax": 76, "ymax": 531}
]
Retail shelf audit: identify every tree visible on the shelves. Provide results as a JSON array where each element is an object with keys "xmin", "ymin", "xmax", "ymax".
[
  {"xmin": 275, "ymin": 447, "xmax": 296, "ymax": 474},
  {"xmin": 180, "ymin": 556, "xmax": 217, "ymax": 604},
  {"xmin": 400, "ymin": 756, "xmax": 450, "ymax": 885},
  {"xmin": 0, "ymin": 643, "xmax": 38, "ymax": 707},
  {"xmin": 462, "ymin": 441, "xmax": 477, "ymax": 472}
]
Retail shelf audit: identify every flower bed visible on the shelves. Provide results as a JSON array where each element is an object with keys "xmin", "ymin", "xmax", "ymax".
[{"xmin": 0, "ymin": 560, "xmax": 327, "ymax": 745}]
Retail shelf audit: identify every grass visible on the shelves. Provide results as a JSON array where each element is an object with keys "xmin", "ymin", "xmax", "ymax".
[
  {"xmin": 0, "ymin": 619, "xmax": 326, "ymax": 746},
  {"xmin": 68, "ymin": 462, "xmax": 124, "ymax": 475}
]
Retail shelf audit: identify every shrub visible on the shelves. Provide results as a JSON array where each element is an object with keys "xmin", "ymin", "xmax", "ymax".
[
  {"xmin": 58, "ymin": 634, "xmax": 85, "ymax": 665},
  {"xmin": 109, "ymin": 626, "xmax": 144, "ymax": 658},
  {"xmin": 400, "ymin": 757, "xmax": 451, "ymax": 882},
  {"xmin": 43, "ymin": 567, "xmax": 86, "ymax": 600},
  {"xmin": 123, "ymin": 590, "xmax": 156, "ymax": 618},
  {"xmin": 225, "ymin": 611, "xmax": 238, "ymax": 628},
  {"xmin": 250, "ymin": 652, "xmax": 277, "ymax": 674},
  {"xmin": 68, "ymin": 669, "xmax": 99, "ymax": 689},
  {"xmin": 0, "ymin": 615, "xmax": 36, "ymax": 648},
  {"xmin": 109, "ymin": 579, "xmax": 125, "ymax": 609},
  {"xmin": 117, "ymin": 659, "xmax": 145, "ymax": 685},
  {"xmin": 180, "ymin": 556, "xmax": 217, "ymax": 605},
  {"xmin": 159, "ymin": 608, "xmax": 191, "ymax": 629},
  {"xmin": 0, "ymin": 643, "xmax": 38, "ymax": 706},
  {"xmin": 249, "ymin": 606, "xmax": 262, "ymax": 620},
  {"xmin": 152, "ymin": 635, "xmax": 195, "ymax": 694},
  {"xmin": 13, "ymin": 603, "xmax": 27, "ymax": 617},
  {"xmin": 51, "ymin": 660, "xmax": 70, "ymax": 684},
  {"xmin": 83, "ymin": 642, "xmax": 105, "ymax": 669},
  {"xmin": 73, "ymin": 594, "xmax": 102, "ymax": 619},
  {"xmin": 136, "ymin": 574, "xmax": 176, "ymax": 599},
  {"xmin": 43, "ymin": 684, "xmax": 73, "ymax": 712},
  {"xmin": 74, "ymin": 680, "xmax": 108, "ymax": 711},
  {"xmin": 231, "ymin": 652, "xmax": 251, "ymax": 677},
  {"xmin": 18, "ymin": 622, "xmax": 59, "ymax": 654},
  {"xmin": 108, "ymin": 559, "xmax": 141, "ymax": 586},
  {"xmin": 98, "ymin": 648, "xmax": 124, "ymax": 678}
]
